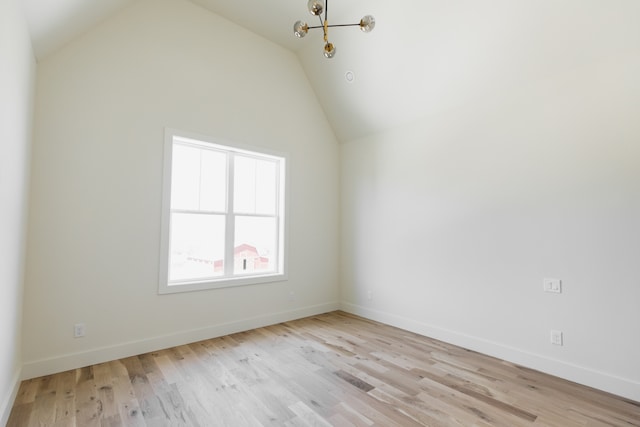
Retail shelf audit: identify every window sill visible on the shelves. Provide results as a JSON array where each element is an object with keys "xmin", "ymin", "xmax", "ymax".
[{"xmin": 158, "ymin": 272, "xmax": 288, "ymax": 295}]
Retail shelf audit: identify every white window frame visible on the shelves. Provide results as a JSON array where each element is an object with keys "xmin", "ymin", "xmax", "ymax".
[{"xmin": 159, "ymin": 128, "xmax": 288, "ymax": 294}]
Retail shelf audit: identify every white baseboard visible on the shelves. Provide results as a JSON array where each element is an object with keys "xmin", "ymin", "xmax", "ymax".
[
  {"xmin": 1, "ymin": 368, "xmax": 22, "ymax": 427},
  {"xmin": 22, "ymin": 302, "xmax": 339, "ymax": 381},
  {"xmin": 340, "ymin": 302, "xmax": 640, "ymax": 403}
]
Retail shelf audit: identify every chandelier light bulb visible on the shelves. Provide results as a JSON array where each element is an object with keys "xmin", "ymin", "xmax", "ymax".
[
  {"xmin": 360, "ymin": 15, "xmax": 376, "ymax": 33},
  {"xmin": 323, "ymin": 42, "xmax": 336, "ymax": 59},
  {"xmin": 293, "ymin": 21, "xmax": 309, "ymax": 38},
  {"xmin": 308, "ymin": 0, "xmax": 324, "ymax": 16}
]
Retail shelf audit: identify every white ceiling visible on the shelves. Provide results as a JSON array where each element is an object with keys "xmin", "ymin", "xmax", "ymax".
[
  {"xmin": 19, "ymin": 0, "xmax": 640, "ymax": 142},
  {"xmin": 189, "ymin": 0, "xmax": 305, "ymax": 53}
]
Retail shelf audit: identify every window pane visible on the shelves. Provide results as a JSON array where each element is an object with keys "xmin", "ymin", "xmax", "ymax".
[
  {"xmin": 234, "ymin": 156, "xmax": 277, "ymax": 215},
  {"xmin": 172, "ymin": 144, "xmax": 227, "ymax": 212},
  {"xmin": 171, "ymin": 144, "xmax": 200, "ymax": 210},
  {"xmin": 199, "ymin": 149, "xmax": 227, "ymax": 212},
  {"xmin": 234, "ymin": 216, "xmax": 277, "ymax": 274},
  {"xmin": 255, "ymin": 160, "xmax": 277, "ymax": 214},
  {"xmin": 169, "ymin": 213, "xmax": 225, "ymax": 282}
]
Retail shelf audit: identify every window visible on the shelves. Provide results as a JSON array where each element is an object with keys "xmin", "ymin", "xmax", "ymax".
[{"xmin": 159, "ymin": 129, "xmax": 287, "ymax": 294}]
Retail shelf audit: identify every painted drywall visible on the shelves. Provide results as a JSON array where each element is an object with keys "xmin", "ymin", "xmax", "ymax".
[
  {"xmin": 0, "ymin": 0, "xmax": 35, "ymax": 422},
  {"xmin": 340, "ymin": 11, "xmax": 640, "ymax": 400},
  {"xmin": 23, "ymin": 0, "xmax": 340, "ymax": 378}
]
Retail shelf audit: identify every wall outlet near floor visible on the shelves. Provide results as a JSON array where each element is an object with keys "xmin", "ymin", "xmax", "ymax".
[
  {"xmin": 550, "ymin": 330, "xmax": 563, "ymax": 346},
  {"xmin": 543, "ymin": 278, "xmax": 562, "ymax": 293},
  {"xmin": 74, "ymin": 323, "xmax": 86, "ymax": 338},
  {"xmin": 367, "ymin": 290, "xmax": 373, "ymax": 301}
]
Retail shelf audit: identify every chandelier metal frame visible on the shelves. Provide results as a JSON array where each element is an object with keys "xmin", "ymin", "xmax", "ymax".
[{"xmin": 293, "ymin": 0, "xmax": 375, "ymax": 59}]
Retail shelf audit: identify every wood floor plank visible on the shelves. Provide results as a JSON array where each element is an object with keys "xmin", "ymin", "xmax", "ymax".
[
  {"xmin": 52, "ymin": 370, "xmax": 76, "ymax": 423},
  {"xmin": 30, "ymin": 374, "xmax": 59, "ymax": 427},
  {"xmin": 120, "ymin": 356, "xmax": 169, "ymax": 424},
  {"xmin": 5, "ymin": 401, "xmax": 33, "ymax": 427},
  {"xmin": 137, "ymin": 352, "xmax": 192, "ymax": 425},
  {"xmin": 93, "ymin": 362, "xmax": 119, "ymax": 422},
  {"xmin": 73, "ymin": 367, "xmax": 101, "ymax": 427},
  {"xmin": 8, "ymin": 311, "xmax": 640, "ymax": 426},
  {"xmin": 13, "ymin": 378, "xmax": 39, "ymax": 406},
  {"xmin": 108, "ymin": 360, "xmax": 146, "ymax": 427},
  {"xmin": 331, "ymin": 401, "xmax": 374, "ymax": 426}
]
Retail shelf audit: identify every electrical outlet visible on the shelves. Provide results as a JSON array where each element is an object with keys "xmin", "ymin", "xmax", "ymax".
[
  {"xmin": 550, "ymin": 330, "xmax": 563, "ymax": 346},
  {"xmin": 74, "ymin": 323, "xmax": 86, "ymax": 338},
  {"xmin": 543, "ymin": 278, "xmax": 562, "ymax": 293},
  {"xmin": 367, "ymin": 290, "xmax": 373, "ymax": 301},
  {"xmin": 288, "ymin": 291, "xmax": 295, "ymax": 301}
]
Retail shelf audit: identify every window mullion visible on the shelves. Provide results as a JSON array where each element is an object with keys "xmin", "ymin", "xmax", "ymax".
[
  {"xmin": 198, "ymin": 150, "xmax": 203, "ymax": 211},
  {"xmin": 171, "ymin": 208, "xmax": 226, "ymax": 215},
  {"xmin": 224, "ymin": 153, "xmax": 235, "ymax": 277},
  {"xmin": 230, "ymin": 212, "xmax": 276, "ymax": 219},
  {"xmin": 272, "ymin": 161, "xmax": 281, "ymax": 270}
]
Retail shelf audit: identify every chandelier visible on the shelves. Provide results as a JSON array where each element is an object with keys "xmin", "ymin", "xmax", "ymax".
[{"xmin": 293, "ymin": 0, "xmax": 375, "ymax": 59}]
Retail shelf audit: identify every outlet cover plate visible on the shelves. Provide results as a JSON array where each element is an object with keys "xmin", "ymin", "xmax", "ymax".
[
  {"xmin": 550, "ymin": 330, "xmax": 563, "ymax": 346},
  {"xmin": 543, "ymin": 278, "xmax": 562, "ymax": 293},
  {"xmin": 74, "ymin": 323, "xmax": 86, "ymax": 338}
]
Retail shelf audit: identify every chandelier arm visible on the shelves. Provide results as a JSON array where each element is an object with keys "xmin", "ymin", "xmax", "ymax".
[
  {"xmin": 326, "ymin": 23, "xmax": 361, "ymax": 28},
  {"xmin": 307, "ymin": 23, "xmax": 361, "ymax": 30}
]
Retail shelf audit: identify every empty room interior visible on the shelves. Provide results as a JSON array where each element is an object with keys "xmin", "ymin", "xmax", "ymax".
[{"xmin": 2, "ymin": 0, "xmax": 639, "ymax": 425}]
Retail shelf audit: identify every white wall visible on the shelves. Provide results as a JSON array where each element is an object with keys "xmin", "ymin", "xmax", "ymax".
[
  {"xmin": 0, "ymin": 0, "xmax": 35, "ymax": 423},
  {"xmin": 341, "ymin": 11, "xmax": 640, "ymax": 401},
  {"xmin": 23, "ymin": 0, "xmax": 340, "ymax": 378}
]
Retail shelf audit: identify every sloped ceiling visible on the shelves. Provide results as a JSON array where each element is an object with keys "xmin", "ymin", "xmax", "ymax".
[{"xmin": 19, "ymin": 0, "xmax": 640, "ymax": 142}]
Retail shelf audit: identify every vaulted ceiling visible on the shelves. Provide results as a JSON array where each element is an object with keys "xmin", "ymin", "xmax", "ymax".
[{"xmin": 19, "ymin": 0, "xmax": 640, "ymax": 142}]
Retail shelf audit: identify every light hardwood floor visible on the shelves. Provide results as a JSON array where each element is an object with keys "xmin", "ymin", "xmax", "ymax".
[{"xmin": 8, "ymin": 311, "xmax": 640, "ymax": 426}]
